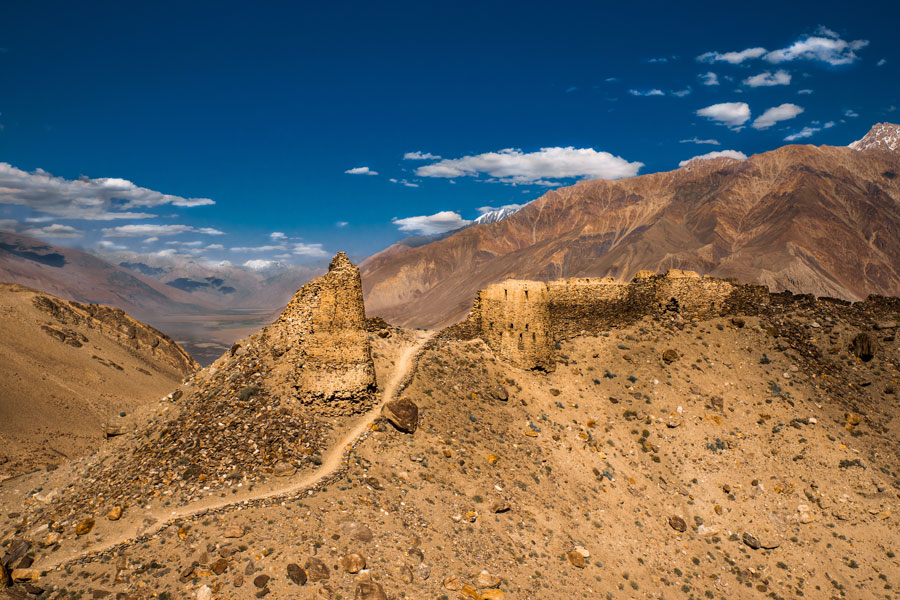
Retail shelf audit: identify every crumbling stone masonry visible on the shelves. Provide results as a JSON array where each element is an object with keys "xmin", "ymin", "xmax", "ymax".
[
  {"xmin": 461, "ymin": 269, "xmax": 770, "ymax": 370},
  {"xmin": 263, "ymin": 252, "xmax": 377, "ymax": 415}
]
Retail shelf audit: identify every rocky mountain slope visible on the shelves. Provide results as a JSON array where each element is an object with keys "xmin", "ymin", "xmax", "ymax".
[
  {"xmin": 0, "ymin": 283, "xmax": 197, "ymax": 478},
  {"xmin": 361, "ymin": 123, "xmax": 900, "ymax": 329},
  {"xmin": 0, "ymin": 231, "xmax": 321, "ymax": 365},
  {"xmin": 1, "ymin": 269, "xmax": 898, "ymax": 599}
]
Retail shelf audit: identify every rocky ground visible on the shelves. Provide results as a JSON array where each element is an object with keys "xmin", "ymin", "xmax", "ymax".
[{"xmin": 3, "ymin": 300, "xmax": 900, "ymax": 599}]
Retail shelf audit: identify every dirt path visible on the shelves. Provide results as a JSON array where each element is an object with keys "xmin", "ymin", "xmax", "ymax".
[{"xmin": 35, "ymin": 330, "xmax": 435, "ymax": 571}]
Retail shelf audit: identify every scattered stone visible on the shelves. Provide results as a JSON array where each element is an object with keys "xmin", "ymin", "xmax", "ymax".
[
  {"xmin": 731, "ymin": 317, "xmax": 746, "ymax": 328},
  {"xmin": 481, "ymin": 590, "xmax": 505, "ymax": 600},
  {"xmin": 196, "ymin": 585, "xmax": 212, "ymax": 600},
  {"xmin": 287, "ymin": 563, "xmax": 307, "ymax": 585},
  {"xmin": 477, "ymin": 570, "xmax": 500, "ymax": 588},
  {"xmin": 668, "ymin": 516, "xmax": 687, "ymax": 532},
  {"xmin": 742, "ymin": 532, "xmax": 761, "ymax": 550},
  {"xmin": 103, "ymin": 421, "xmax": 128, "ymax": 438},
  {"xmin": 566, "ymin": 551, "xmax": 586, "ymax": 568},
  {"xmin": 211, "ymin": 558, "xmax": 228, "ymax": 575},
  {"xmin": 661, "ymin": 349, "xmax": 679, "ymax": 363},
  {"xmin": 443, "ymin": 576, "xmax": 462, "ymax": 591},
  {"xmin": 850, "ymin": 332, "xmax": 878, "ymax": 361},
  {"xmin": 354, "ymin": 581, "xmax": 388, "ymax": 600},
  {"xmin": 491, "ymin": 385, "xmax": 509, "ymax": 401},
  {"xmin": 491, "ymin": 500, "xmax": 511, "ymax": 513},
  {"xmin": 875, "ymin": 320, "xmax": 897, "ymax": 330},
  {"xmin": 306, "ymin": 557, "xmax": 330, "ymax": 581},
  {"xmin": 340, "ymin": 553, "xmax": 365, "ymax": 574},
  {"xmin": 224, "ymin": 525, "xmax": 244, "ymax": 538},
  {"xmin": 253, "ymin": 574, "xmax": 269, "ymax": 588},
  {"xmin": 382, "ymin": 398, "xmax": 419, "ymax": 433},
  {"xmin": 10, "ymin": 568, "xmax": 41, "ymax": 582},
  {"xmin": 42, "ymin": 532, "xmax": 60, "ymax": 547},
  {"xmin": 106, "ymin": 506, "xmax": 123, "ymax": 521},
  {"xmin": 75, "ymin": 517, "xmax": 95, "ymax": 536},
  {"xmin": 272, "ymin": 461, "xmax": 296, "ymax": 477}
]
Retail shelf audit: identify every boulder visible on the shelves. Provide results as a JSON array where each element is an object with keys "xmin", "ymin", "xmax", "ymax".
[{"xmin": 382, "ymin": 398, "xmax": 419, "ymax": 433}]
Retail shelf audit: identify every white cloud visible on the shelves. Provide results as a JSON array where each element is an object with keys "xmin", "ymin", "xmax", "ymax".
[
  {"xmin": 696, "ymin": 102, "xmax": 751, "ymax": 129},
  {"xmin": 21, "ymin": 223, "xmax": 84, "ymax": 239},
  {"xmin": 671, "ymin": 87, "xmax": 692, "ymax": 97},
  {"xmin": 415, "ymin": 147, "xmax": 643, "ymax": 185},
  {"xmin": 97, "ymin": 240, "xmax": 127, "ymax": 250},
  {"xmin": 205, "ymin": 243, "xmax": 224, "ymax": 250},
  {"xmin": 678, "ymin": 150, "xmax": 748, "ymax": 167},
  {"xmin": 697, "ymin": 47, "xmax": 767, "ymax": 64},
  {"xmin": 743, "ymin": 70, "xmax": 792, "ymax": 87},
  {"xmin": 243, "ymin": 259, "xmax": 276, "ymax": 270},
  {"xmin": 102, "ymin": 224, "xmax": 225, "ymax": 238},
  {"xmin": 0, "ymin": 162, "xmax": 213, "ymax": 221},
  {"xmin": 604, "ymin": 77, "xmax": 618, "ymax": 82},
  {"xmin": 699, "ymin": 72, "xmax": 720, "ymax": 86},
  {"xmin": 292, "ymin": 242, "xmax": 328, "ymax": 258},
  {"xmin": 166, "ymin": 240, "xmax": 204, "ymax": 247},
  {"xmin": 877, "ymin": 58, "xmax": 887, "ymax": 67},
  {"xmin": 783, "ymin": 126, "xmax": 823, "ymax": 141},
  {"xmin": 752, "ymin": 103, "xmax": 804, "ymax": 130},
  {"xmin": 628, "ymin": 89, "xmax": 665, "ymax": 97},
  {"xmin": 679, "ymin": 137, "xmax": 720, "ymax": 145},
  {"xmin": 269, "ymin": 231, "xmax": 286, "ymax": 240},
  {"xmin": 797, "ymin": 89, "xmax": 814, "ymax": 94},
  {"xmin": 403, "ymin": 151, "xmax": 441, "ymax": 160},
  {"xmin": 764, "ymin": 32, "xmax": 868, "ymax": 66},
  {"xmin": 344, "ymin": 166, "xmax": 378, "ymax": 175},
  {"xmin": 392, "ymin": 211, "xmax": 472, "ymax": 235},
  {"xmin": 143, "ymin": 236, "xmax": 159, "ymax": 243},
  {"xmin": 647, "ymin": 57, "xmax": 669, "ymax": 63},
  {"xmin": 389, "ymin": 178, "xmax": 420, "ymax": 188},
  {"xmin": 844, "ymin": 109, "xmax": 859, "ymax": 118},
  {"xmin": 335, "ymin": 221, "xmax": 349, "ymax": 227},
  {"xmin": 231, "ymin": 244, "xmax": 286, "ymax": 252}
]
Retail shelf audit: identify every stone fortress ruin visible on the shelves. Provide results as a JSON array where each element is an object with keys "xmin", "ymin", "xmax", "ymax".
[{"xmin": 457, "ymin": 270, "xmax": 771, "ymax": 370}]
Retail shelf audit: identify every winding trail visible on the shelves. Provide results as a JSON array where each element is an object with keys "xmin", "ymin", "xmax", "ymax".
[{"xmin": 35, "ymin": 330, "xmax": 435, "ymax": 572}]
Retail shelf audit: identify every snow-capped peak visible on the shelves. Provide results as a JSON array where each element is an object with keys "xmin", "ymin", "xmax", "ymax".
[
  {"xmin": 474, "ymin": 205, "xmax": 522, "ymax": 225},
  {"xmin": 849, "ymin": 122, "xmax": 900, "ymax": 153}
]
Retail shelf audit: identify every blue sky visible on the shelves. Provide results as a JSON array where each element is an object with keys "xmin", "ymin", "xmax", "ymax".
[{"xmin": 0, "ymin": 0, "xmax": 897, "ymax": 268}]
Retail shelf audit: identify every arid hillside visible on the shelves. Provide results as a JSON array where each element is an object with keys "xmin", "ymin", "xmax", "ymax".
[
  {"xmin": 0, "ymin": 283, "xmax": 197, "ymax": 479},
  {"xmin": 362, "ymin": 125, "xmax": 900, "ymax": 328},
  {"xmin": 2, "ymin": 271, "xmax": 899, "ymax": 599}
]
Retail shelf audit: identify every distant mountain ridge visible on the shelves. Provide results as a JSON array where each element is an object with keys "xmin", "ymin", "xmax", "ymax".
[{"xmin": 361, "ymin": 123, "xmax": 900, "ymax": 328}]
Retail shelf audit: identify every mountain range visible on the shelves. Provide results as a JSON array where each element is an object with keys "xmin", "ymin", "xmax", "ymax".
[{"xmin": 361, "ymin": 123, "xmax": 900, "ymax": 328}]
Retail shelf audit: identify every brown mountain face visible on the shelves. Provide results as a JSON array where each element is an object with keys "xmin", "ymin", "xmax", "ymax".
[
  {"xmin": 362, "ymin": 128, "xmax": 900, "ymax": 328},
  {"xmin": 0, "ymin": 283, "xmax": 197, "ymax": 478}
]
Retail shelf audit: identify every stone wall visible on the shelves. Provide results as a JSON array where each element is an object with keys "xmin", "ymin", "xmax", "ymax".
[
  {"xmin": 463, "ymin": 270, "xmax": 771, "ymax": 370},
  {"xmin": 263, "ymin": 252, "xmax": 376, "ymax": 415}
]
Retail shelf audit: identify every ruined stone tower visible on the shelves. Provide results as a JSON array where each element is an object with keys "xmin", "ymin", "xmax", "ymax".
[
  {"xmin": 263, "ymin": 252, "xmax": 377, "ymax": 415},
  {"xmin": 477, "ymin": 280, "xmax": 555, "ymax": 371}
]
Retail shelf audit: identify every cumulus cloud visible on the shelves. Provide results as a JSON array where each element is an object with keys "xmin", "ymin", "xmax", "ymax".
[
  {"xmin": 269, "ymin": 231, "xmax": 286, "ymax": 240},
  {"xmin": 403, "ymin": 151, "xmax": 441, "ymax": 160},
  {"xmin": 21, "ymin": 223, "xmax": 84, "ymax": 238},
  {"xmin": 628, "ymin": 89, "xmax": 665, "ymax": 97},
  {"xmin": 102, "ymin": 224, "xmax": 225, "ymax": 238},
  {"xmin": 844, "ymin": 109, "xmax": 859, "ymax": 118},
  {"xmin": 752, "ymin": 103, "xmax": 804, "ymax": 129},
  {"xmin": 743, "ymin": 70, "xmax": 792, "ymax": 87},
  {"xmin": 344, "ymin": 166, "xmax": 378, "ymax": 175},
  {"xmin": 671, "ymin": 87, "xmax": 692, "ymax": 97},
  {"xmin": 697, "ymin": 29, "xmax": 868, "ymax": 67},
  {"xmin": 392, "ymin": 211, "xmax": 472, "ymax": 235},
  {"xmin": 243, "ymin": 259, "xmax": 277, "ymax": 270},
  {"xmin": 798, "ymin": 89, "xmax": 814, "ymax": 95},
  {"xmin": 97, "ymin": 240, "xmax": 127, "ymax": 250},
  {"xmin": 764, "ymin": 31, "xmax": 868, "ymax": 65},
  {"xmin": 389, "ymin": 178, "xmax": 420, "ymax": 188},
  {"xmin": 292, "ymin": 242, "xmax": 328, "ymax": 258},
  {"xmin": 335, "ymin": 221, "xmax": 349, "ymax": 227},
  {"xmin": 696, "ymin": 102, "xmax": 751, "ymax": 129},
  {"xmin": 415, "ymin": 147, "xmax": 643, "ymax": 185},
  {"xmin": 0, "ymin": 162, "xmax": 214, "ymax": 221},
  {"xmin": 877, "ymin": 58, "xmax": 887, "ymax": 67},
  {"xmin": 678, "ymin": 150, "xmax": 748, "ymax": 167},
  {"xmin": 231, "ymin": 244, "xmax": 286, "ymax": 252},
  {"xmin": 699, "ymin": 72, "xmax": 720, "ymax": 86},
  {"xmin": 697, "ymin": 47, "xmax": 767, "ymax": 64},
  {"xmin": 680, "ymin": 137, "xmax": 720, "ymax": 145}
]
